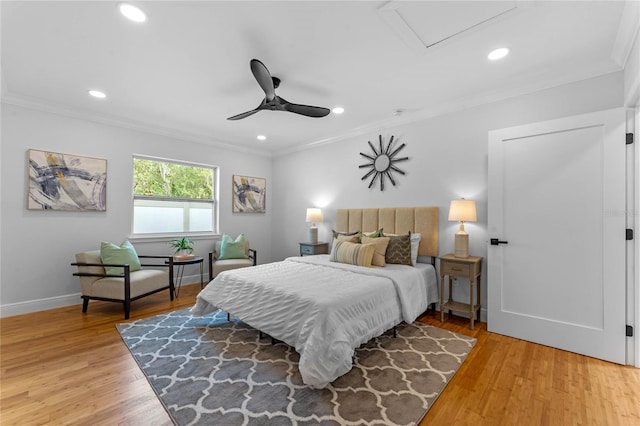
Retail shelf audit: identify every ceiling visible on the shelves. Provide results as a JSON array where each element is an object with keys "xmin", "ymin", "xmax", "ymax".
[{"xmin": 0, "ymin": 1, "xmax": 630, "ymax": 155}]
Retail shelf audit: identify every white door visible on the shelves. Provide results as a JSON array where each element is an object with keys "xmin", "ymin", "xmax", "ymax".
[{"xmin": 488, "ymin": 108, "xmax": 627, "ymax": 364}]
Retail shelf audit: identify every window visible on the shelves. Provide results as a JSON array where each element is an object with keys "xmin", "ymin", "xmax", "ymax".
[{"xmin": 132, "ymin": 156, "xmax": 217, "ymax": 235}]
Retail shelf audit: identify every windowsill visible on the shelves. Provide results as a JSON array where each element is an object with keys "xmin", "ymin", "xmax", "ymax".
[{"xmin": 128, "ymin": 232, "xmax": 220, "ymax": 244}]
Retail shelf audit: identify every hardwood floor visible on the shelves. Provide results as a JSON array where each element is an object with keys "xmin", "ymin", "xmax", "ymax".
[{"xmin": 2, "ymin": 285, "xmax": 639, "ymax": 425}]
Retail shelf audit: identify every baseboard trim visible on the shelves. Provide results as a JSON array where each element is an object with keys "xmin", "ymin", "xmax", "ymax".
[
  {"xmin": 0, "ymin": 293, "xmax": 82, "ymax": 318},
  {"xmin": 0, "ymin": 274, "xmax": 206, "ymax": 318}
]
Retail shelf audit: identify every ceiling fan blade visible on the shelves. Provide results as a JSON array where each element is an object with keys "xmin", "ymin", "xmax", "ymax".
[
  {"xmin": 227, "ymin": 108, "xmax": 260, "ymax": 121},
  {"xmin": 250, "ymin": 59, "xmax": 276, "ymax": 102},
  {"xmin": 284, "ymin": 101, "xmax": 331, "ymax": 118}
]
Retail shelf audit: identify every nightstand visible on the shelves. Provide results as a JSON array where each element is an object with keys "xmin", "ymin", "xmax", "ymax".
[
  {"xmin": 299, "ymin": 242, "xmax": 329, "ymax": 256},
  {"xmin": 439, "ymin": 253, "xmax": 483, "ymax": 330}
]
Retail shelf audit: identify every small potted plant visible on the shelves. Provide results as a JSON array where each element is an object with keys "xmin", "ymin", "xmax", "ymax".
[{"xmin": 169, "ymin": 237, "xmax": 194, "ymax": 260}]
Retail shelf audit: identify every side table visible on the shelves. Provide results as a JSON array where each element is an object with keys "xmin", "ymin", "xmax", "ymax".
[
  {"xmin": 299, "ymin": 242, "xmax": 329, "ymax": 256},
  {"xmin": 439, "ymin": 253, "xmax": 483, "ymax": 330},
  {"xmin": 166, "ymin": 256, "xmax": 204, "ymax": 298}
]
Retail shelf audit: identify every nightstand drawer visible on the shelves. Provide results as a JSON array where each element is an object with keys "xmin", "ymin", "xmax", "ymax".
[
  {"xmin": 300, "ymin": 245, "xmax": 315, "ymax": 255},
  {"xmin": 442, "ymin": 261, "xmax": 471, "ymax": 277},
  {"xmin": 299, "ymin": 242, "xmax": 329, "ymax": 256}
]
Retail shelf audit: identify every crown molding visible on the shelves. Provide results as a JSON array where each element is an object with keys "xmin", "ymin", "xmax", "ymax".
[
  {"xmin": 611, "ymin": 0, "xmax": 640, "ymax": 68},
  {"xmin": 2, "ymin": 63, "xmax": 622, "ymax": 161},
  {"xmin": 1, "ymin": 93, "xmax": 273, "ymax": 158},
  {"xmin": 274, "ymin": 64, "xmax": 621, "ymax": 157}
]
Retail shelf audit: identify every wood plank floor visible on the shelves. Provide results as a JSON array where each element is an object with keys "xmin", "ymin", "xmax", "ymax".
[{"xmin": 2, "ymin": 284, "xmax": 639, "ymax": 425}]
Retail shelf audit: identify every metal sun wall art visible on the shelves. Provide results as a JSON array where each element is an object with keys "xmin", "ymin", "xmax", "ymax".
[
  {"xmin": 27, "ymin": 149, "xmax": 107, "ymax": 211},
  {"xmin": 232, "ymin": 175, "xmax": 266, "ymax": 213},
  {"xmin": 359, "ymin": 135, "xmax": 408, "ymax": 191}
]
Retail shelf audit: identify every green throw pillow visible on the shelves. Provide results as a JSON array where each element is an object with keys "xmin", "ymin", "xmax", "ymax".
[
  {"xmin": 100, "ymin": 240, "xmax": 141, "ymax": 275},
  {"xmin": 218, "ymin": 234, "xmax": 248, "ymax": 260}
]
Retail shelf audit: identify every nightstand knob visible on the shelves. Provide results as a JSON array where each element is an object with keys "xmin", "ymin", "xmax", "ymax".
[{"xmin": 490, "ymin": 238, "xmax": 509, "ymax": 245}]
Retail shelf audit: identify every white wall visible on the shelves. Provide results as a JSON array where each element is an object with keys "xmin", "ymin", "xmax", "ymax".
[
  {"xmin": 271, "ymin": 71, "xmax": 625, "ymax": 320},
  {"xmin": 0, "ymin": 104, "xmax": 272, "ymax": 315},
  {"xmin": 0, "ymin": 71, "xmax": 628, "ymax": 319}
]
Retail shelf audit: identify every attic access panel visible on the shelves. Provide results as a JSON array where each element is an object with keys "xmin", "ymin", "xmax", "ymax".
[{"xmin": 379, "ymin": 0, "xmax": 521, "ymax": 54}]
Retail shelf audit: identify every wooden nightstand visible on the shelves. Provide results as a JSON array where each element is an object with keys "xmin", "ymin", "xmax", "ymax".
[
  {"xmin": 439, "ymin": 253, "xmax": 483, "ymax": 330},
  {"xmin": 299, "ymin": 242, "xmax": 329, "ymax": 256}
]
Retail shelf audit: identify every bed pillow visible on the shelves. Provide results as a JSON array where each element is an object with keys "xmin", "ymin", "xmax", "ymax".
[
  {"xmin": 384, "ymin": 233, "xmax": 412, "ymax": 265},
  {"xmin": 332, "ymin": 229, "xmax": 359, "ymax": 239},
  {"xmin": 358, "ymin": 228, "xmax": 383, "ymax": 241},
  {"xmin": 330, "ymin": 234, "xmax": 360, "ymax": 256},
  {"xmin": 334, "ymin": 234, "xmax": 360, "ymax": 243},
  {"xmin": 383, "ymin": 232, "xmax": 422, "ymax": 265},
  {"xmin": 361, "ymin": 236, "xmax": 390, "ymax": 267},
  {"xmin": 218, "ymin": 233, "xmax": 248, "ymax": 260},
  {"xmin": 330, "ymin": 240, "xmax": 376, "ymax": 267},
  {"xmin": 409, "ymin": 233, "xmax": 421, "ymax": 265},
  {"xmin": 100, "ymin": 240, "xmax": 141, "ymax": 275}
]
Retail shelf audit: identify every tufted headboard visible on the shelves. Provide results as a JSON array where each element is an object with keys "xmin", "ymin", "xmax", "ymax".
[{"xmin": 335, "ymin": 207, "xmax": 439, "ymax": 258}]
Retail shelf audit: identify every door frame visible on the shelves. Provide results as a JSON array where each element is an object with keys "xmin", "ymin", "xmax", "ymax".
[
  {"xmin": 631, "ymin": 105, "xmax": 639, "ymax": 367},
  {"xmin": 487, "ymin": 107, "xmax": 631, "ymax": 365}
]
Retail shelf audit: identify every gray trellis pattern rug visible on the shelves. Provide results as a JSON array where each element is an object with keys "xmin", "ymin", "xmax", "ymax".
[{"xmin": 117, "ymin": 309, "xmax": 476, "ymax": 426}]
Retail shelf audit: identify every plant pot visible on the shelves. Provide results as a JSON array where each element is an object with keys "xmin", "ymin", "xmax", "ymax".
[{"xmin": 174, "ymin": 250, "xmax": 195, "ymax": 261}]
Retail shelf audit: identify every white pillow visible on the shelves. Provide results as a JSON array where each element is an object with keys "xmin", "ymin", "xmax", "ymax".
[{"xmin": 410, "ymin": 233, "xmax": 421, "ymax": 266}]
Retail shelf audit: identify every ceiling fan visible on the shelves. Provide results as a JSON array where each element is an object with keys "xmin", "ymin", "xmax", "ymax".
[{"xmin": 227, "ymin": 59, "xmax": 331, "ymax": 120}]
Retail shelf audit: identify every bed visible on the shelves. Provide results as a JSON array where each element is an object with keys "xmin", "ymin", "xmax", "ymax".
[{"xmin": 191, "ymin": 207, "xmax": 439, "ymax": 388}]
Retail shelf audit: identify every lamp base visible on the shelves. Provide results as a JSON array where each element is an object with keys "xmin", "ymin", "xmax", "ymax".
[
  {"xmin": 309, "ymin": 227, "xmax": 318, "ymax": 244},
  {"xmin": 454, "ymin": 233, "xmax": 469, "ymax": 258}
]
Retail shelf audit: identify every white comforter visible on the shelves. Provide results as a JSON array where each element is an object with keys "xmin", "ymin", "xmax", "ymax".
[{"xmin": 191, "ymin": 255, "xmax": 437, "ymax": 388}]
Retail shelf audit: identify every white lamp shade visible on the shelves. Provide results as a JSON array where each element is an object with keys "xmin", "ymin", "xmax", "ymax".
[
  {"xmin": 448, "ymin": 199, "xmax": 477, "ymax": 222},
  {"xmin": 306, "ymin": 208, "xmax": 323, "ymax": 223}
]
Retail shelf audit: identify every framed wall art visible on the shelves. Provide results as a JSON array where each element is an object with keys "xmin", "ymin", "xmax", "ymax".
[
  {"xmin": 232, "ymin": 175, "xmax": 266, "ymax": 213},
  {"xmin": 27, "ymin": 149, "xmax": 107, "ymax": 211}
]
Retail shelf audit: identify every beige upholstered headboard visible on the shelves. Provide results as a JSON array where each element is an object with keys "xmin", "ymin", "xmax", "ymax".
[{"xmin": 335, "ymin": 207, "xmax": 439, "ymax": 257}]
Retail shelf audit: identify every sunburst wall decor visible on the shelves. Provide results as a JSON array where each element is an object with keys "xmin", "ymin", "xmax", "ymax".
[{"xmin": 359, "ymin": 135, "xmax": 408, "ymax": 191}]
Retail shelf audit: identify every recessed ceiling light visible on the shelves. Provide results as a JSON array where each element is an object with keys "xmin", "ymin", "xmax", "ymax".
[
  {"xmin": 88, "ymin": 90, "xmax": 107, "ymax": 99},
  {"xmin": 332, "ymin": 107, "xmax": 345, "ymax": 115},
  {"xmin": 119, "ymin": 3, "xmax": 147, "ymax": 23},
  {"xmin": 257, "ymin": 135, "xmax": 266, "ymax": 141},
  {"xmin": 488, "ymin": 47, "xmax": 509, "ymax": 61}
]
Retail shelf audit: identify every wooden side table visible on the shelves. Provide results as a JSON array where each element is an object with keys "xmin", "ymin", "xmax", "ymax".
[
  {"xmin": 439, "ymin": 253, "xmax": 483, "ymax": 329},
  {"xmin": 299, "ymin": 242, "xmax": 329, "ymax": 256}
]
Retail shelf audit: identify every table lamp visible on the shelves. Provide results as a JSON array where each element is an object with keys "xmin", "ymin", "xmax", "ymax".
[
  {"xmin": 306, "ymin": 208, "xmax": 323, "ymax": 244},
  {"xmin": 448, "ymin": 198, "xmax": 477, "ymax": 258}
]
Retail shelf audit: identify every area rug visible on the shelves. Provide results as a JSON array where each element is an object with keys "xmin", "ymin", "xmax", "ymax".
[{"xmin": 117, "ymin": 309, "xmax": 476, "ymax": 426}]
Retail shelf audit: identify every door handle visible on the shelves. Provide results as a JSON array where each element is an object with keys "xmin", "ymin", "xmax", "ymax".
[{"xmin": 490, "ymin": 238, "xmax": 509, "ymax": 245}]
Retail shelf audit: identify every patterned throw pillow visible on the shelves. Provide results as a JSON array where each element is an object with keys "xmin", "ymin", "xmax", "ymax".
[
  {"xmin": 330, "ymin": 240, "xmax": 376, "ymax": 267},
  {"xmin": 100, "ymin": 240, "xmax": 142, "ymax": 275},
  {"xmin": 361, "ymin": 236, "xmax": 390, "ymax": 267},
  {"xmin": 330, "ymin": 233, "xmax": 360, "ymax": 257},
  {"xmin": 383, "ymin": 231, "xmax": 422, "ymax": 265},
  {"xmin": 384, "ymin": 233, "xmax": 412, "ymax": 265}
]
